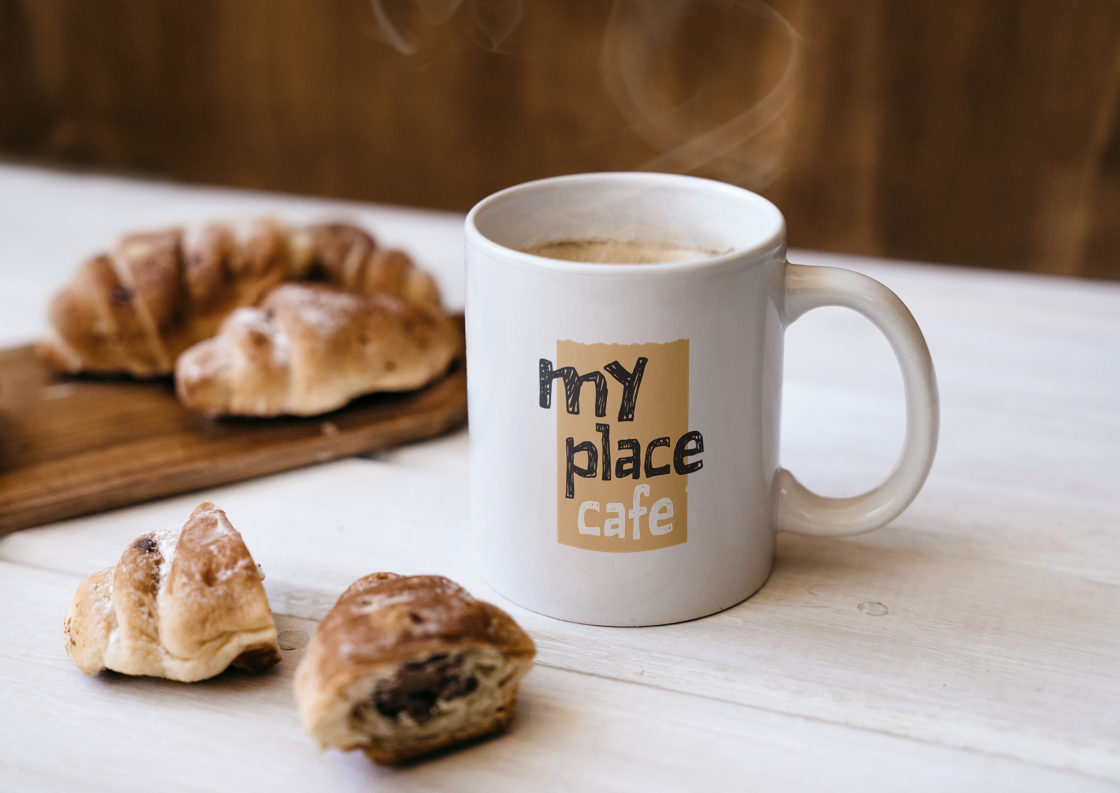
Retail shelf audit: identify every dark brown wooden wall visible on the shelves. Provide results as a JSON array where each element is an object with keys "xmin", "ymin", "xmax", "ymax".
[{"xmin": 2, "ymin": 0, "xmax": 1118, "ymax": 278}]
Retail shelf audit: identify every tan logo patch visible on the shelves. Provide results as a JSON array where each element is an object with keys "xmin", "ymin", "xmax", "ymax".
[{"xmin": 539, "ymin": 339, "xmax": 702, "ymax": 553}]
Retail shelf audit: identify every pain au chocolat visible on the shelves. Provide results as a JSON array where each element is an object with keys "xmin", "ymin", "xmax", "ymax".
[{"xmin": 294, "ymin": 573, "xmax": 535, "ymax": 764}]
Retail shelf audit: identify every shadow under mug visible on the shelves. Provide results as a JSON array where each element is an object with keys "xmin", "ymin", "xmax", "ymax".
[{"xmin": 465, "ymin": 172, "xmax": 938, "ymax": 626}]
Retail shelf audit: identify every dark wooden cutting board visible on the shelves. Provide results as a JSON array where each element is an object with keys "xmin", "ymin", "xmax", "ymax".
[{"xmin": 0, "ymin": 334, "xmax": 467, "ymax": 536}]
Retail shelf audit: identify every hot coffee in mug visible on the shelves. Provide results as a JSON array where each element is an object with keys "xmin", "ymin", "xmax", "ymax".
[
  {"xmin": 465, "ymin": 172, "xmax": 938, "ymax": 626},
  {"xmin": 521, "ymin": 239, "xmax": 719, "ymax": 264}
]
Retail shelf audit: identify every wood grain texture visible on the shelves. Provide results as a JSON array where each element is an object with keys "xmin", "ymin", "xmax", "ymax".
[
  {"xmin": 0, "ymin": 342, "xmax": 466, "ymax": 535},
  {"xmin": 1, "ymin": 0, "xmax": 1118, "ymax": 278},
  {"xmin": 2, "ymin": 561, "xmax": 1109, "ymax": 792}
]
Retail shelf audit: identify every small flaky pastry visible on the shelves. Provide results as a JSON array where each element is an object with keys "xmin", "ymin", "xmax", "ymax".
[
  {"xmin": 63, "ymin": 502, "xmax": 281, "ymax": 682},
  {"xmin": 175, "ymin": 283, "xmax": 460, "ymax": 417},
  {"xmin": 294, "ymin": 573, "xmax": 536, "ymax": 765},
  {"xmin": 39, "ymin": 219, "xmax": 441, "ymax": 377}
]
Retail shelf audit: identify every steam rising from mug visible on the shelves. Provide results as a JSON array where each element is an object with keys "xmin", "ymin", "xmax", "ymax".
[
  {"xmin": 369, "ymin": 0, "xmax": 523, "ymax": 55},
  {"xmin": 601, "ymin": 1, "xmax": 803, "ymax": 189},
  {"xmin": 367, "ymin": 0, "xmax": 802, "ymax": 190}
]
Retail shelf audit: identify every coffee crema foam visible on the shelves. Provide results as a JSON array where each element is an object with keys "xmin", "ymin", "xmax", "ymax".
[{"xmin": 521, "ymin": 239, "xmax": 718, "ymax": 264}]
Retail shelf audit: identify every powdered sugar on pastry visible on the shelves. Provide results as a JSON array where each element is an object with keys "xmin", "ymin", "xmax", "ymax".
[
  {"xmin": 280, "ymin": 284, "xmax": 349, "ymax": 337},
  {"xmin": 39, "ymin": 218, "xmax": 441, "ymax": 378},
  {"xmin": 176, "ymin": 283, "xmax": 460, "ymax": 417},
  {"xmin": 224, "ymin": 307, "xmax": 292, "ymax": 365},
  {"xmin": 63, "ymin": 501, "xmax": 281, "ymax": 682}
]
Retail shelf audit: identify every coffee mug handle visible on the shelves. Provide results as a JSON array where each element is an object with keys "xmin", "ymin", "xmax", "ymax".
[{"xmin": 778, "ymin": 263, "xmax": 939, "ymax": 535}]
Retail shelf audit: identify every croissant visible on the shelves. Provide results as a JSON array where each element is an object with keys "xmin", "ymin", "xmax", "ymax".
[
  {"xmin": 294, "ymin": 573, "xmax": 536, "ymax": 764},
  {"xmin": 175, "ymin": 283, "xmax": 460, "ymax": 417},
  {"xmin": 63, "ymin": 501, "xmax": 281, "ymax": 682},
  {"xmin": 39, "ymin": 220, "xmax": 441, "ymax": 377}
]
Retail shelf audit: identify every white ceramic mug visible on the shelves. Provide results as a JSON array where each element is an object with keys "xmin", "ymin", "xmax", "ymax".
[{"xmin": 465, "ymin": 172, "xmax": 938, "ymax": 626}]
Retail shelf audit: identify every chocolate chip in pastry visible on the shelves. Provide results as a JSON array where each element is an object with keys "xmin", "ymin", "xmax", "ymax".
[
  {"xmin": 294, "ymin": 573, "xmax": 535, "ymax": 764},
  {"xmin": 63, "ymin": 501, "xmax": 281, "ymax": 682}
]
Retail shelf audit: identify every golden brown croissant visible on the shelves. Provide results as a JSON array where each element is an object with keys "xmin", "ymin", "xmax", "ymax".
[
  {"xmin": 175, "ymin": 283, "xmax": 460, "ymax": 417},
  {"xmin": 39, "ymin": 220, "xmax": 441, "ymax": 377},
  {"xmin": 294, "ymin": 573, "xmax": 536, "ymax": 764},
  {"xmin": 63, "ymin": 501, "xmax": 281, "ymax": 682}
]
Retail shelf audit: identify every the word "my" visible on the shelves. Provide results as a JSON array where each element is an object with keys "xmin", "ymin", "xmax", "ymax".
[{"xmin": 539, "ymin": 357, "xmax": 647, "ymax": 422}]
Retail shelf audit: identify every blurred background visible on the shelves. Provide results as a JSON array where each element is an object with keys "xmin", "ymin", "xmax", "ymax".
[{"xmin": 1, "ymin": 0, "xmax": 1117, "ymax": 278}]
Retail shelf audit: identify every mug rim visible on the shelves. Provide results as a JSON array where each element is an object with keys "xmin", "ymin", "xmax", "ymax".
[{"xmin": 464, "ymin": 171, "xmax": 787, "ymax": 276}]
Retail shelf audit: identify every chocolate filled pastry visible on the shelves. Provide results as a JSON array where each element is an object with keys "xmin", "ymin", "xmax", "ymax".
[
  {"xmin": 63, "ymin": 502, "xmax": 281, "ymax": 682},
  {"xmin": 39, "ymin": 219, "xmax": 440, "ymax": 377},
  {"xmin": 175, "ymin": 283, "xmax": 461, "ymax": 417},
  {"xmin": 294, "ymin": 573, "xmax": 535, "ymax": 764}
]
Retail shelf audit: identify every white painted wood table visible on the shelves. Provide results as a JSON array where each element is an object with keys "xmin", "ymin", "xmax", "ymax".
[{"xmin": 1, "ymin": 164, "xmax": 1118, "ymax": 792}]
